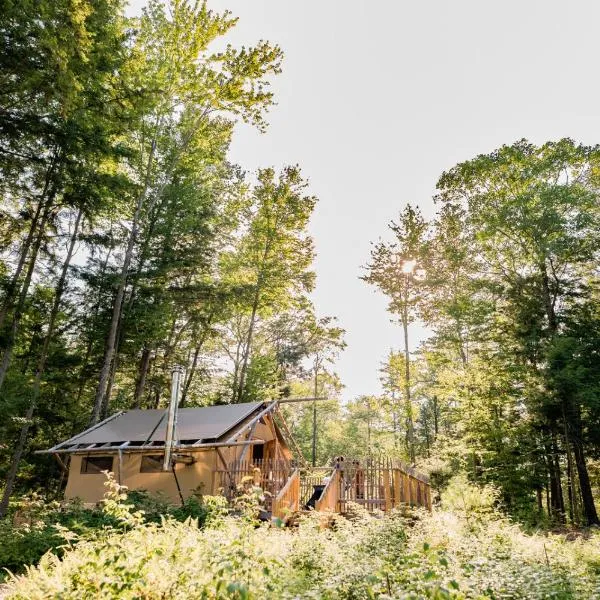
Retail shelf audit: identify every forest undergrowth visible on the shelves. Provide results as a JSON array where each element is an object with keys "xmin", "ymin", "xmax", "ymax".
[{"xmin": 2, "ymin": 476, "xmax": 599, "ymax": 599}]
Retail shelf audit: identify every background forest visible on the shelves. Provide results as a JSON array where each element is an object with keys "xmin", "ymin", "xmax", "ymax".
[
  {"xmin": 1, "ymin": 0, "xmax": 600, "ymax": 589},
  {"xmin": 0, "ymin": 0, "xmax": 345, "ymax": 515}
]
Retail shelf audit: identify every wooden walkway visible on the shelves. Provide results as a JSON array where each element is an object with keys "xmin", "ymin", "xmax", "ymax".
[
  {"xmin": 215, "ymin": 456, "xmax": 431, "ymax": 520},
  {"xmin": 312, "ymin": 456, "xmax": 431, "ymax": 515}
]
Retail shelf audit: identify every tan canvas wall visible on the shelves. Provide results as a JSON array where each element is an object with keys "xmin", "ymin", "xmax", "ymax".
[{"xmin": 65, "ymin": 450, "xmax": 217, "ymax": 505}]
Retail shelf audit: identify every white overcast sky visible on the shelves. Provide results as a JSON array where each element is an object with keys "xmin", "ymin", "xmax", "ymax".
[{"xmin": 128, "ymin": 0, "xmax": 600, "ymax": 400}]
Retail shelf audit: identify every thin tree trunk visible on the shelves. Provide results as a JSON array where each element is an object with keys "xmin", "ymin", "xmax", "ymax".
[
  {"xmin": 0, "ymin": 401, "xmax": 35, "ymax": 517},
  {"xmin": 0, "ymin": 201, "xmax": 44, "ymax": 331},
  {"xmin": 311, "ymin": 359, "xmax": 319, "ymax": 466},
  {"xmin": 0, "ymin": 197, "xmax": 54, "ymax": 390},
  {"xmin": 180, "ymin": 346, "xmax": 199, "ymax": 408},
  {"xmin": 391, "ymin": 390, "xmax": 399, "ymax": 449},
  {"xmin": 0, "ymin": 151, "xmax": 59, "ymax": 331},
  {"xmin": 572, "ymin": 436, "xmax": 599, "ymax": 525},
  {"xmin": 91, "ymin": 117, "xmax": 201, "ymax": 423},
  {"xmin": 0, "ymin": 208, "xmax": 81, "ymax": 517},
  {"xmin": 235, "ymin": 225, "xmax": 278, "ymax": 403},
  {"xmin": 74, "ymin": 244, "xmax": 113, "ymax": 406},
  {"xmin": 539, "ymin": 260, "xmax": 558, "ymax": 333},
  {"xmin": 236, "ymin": 290, "xmax": 260, "ymax": 403},
  {"xmin": 571, "ymin": 407, "xmax": 599, "ymax": 525},
  {"xmin": 550, "ymin": 431, "xmax": 566, "ymax": 522},
  {"xmin": 562, "ymin": 406, "xmax": 576, "ymax": 524},
  {"xmin": 102, "ymin": 350, "xmax": 120, "ymax": 420},
  {"xmin": 543, "ymin": 433, "xmax": 563, "ymax": 523},
  {"xmin": 401, "ymin": 279, "xmax": 415, "ymax": 463},
  {"xmin": 133, "ymin": 345, "xmax": 152, "ymax": 408},
  {"xmin": 181, "ymin": 322, "xmax": 212, "ymax": 407},
  {"xmin": 91, "ymin": 138, "xmax": 158, "ymax": 424}
]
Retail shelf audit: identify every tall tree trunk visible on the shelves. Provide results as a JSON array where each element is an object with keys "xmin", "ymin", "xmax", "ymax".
[
  {"xmin": 562, "ymin": 406, "xmax": 577, "ymax": 524},
  {"xmin": 101, "ymin": 351, "xmax": 119, "ymax": 420},
  {"xmin": 541, "ymin": 259, "xmax": 597, "ymax": 524},
  {"xmin": 572, "ymin": 436, "xmax": 599, "ymax": 525},
  {"xmin": 73, "ymin": 244, "xmax": 113, "ymax": 407},
  {"xmin": 0, "ymin": 197, "xmax": 54, "ymax": 390},
  {"xmin": 550, "ymin": 431, "xmax": 566, "ymax": 522},
  {"xmin": 91, "ymin": 138, "xmax": 158, "ymax": 423},
  {"xmin": 571, "ymin": 408, "xmax": 599, "ymax": 525},
  {"xmin": 401, "ymin": 281, "xmax": 415, "ymax": 463},
  {"xmin": 311, "ymin": 358, "xmax": 320, "ymax": 467},
  {"xmin": 0, "ymin": 208, "xmax": 81, "ymax": 517},
  {"xmin": 91, "ymin": 119, "xmax": 201, "ymax": 423},
  {"xmin": 181, "ymin": 321, "xmax": 212, "ymax": 407},
  {"xmin": 235, "ymin": 225, "xmax": 278, "ymax": 403},
  {"xmin": 0, "ymin": 201, "xmax": 44, "ymax": 331},
  {"xmin": 542, "ymin": 432, "xmax": 564, "ymax": 523},
  {"xmin": 236, "ymin": 289, "xmax": 261, "ymax": 403},
  {"xmin": 133, "ymin": 345, "xmax": 152, "ymax": 408},
  {"xmin": 539, "ymin": 260, "xmax": 558, "ymax": 333},
  {"xmin": 0, "ymin": 151, "xmax": 60, "ymax": 331}
]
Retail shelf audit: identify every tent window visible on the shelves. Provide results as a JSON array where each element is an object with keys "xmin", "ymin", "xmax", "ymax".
[
  {"xmin": 81, "ymin": 456, "xmax": 113, "ymax": 474},
  {"xmin": 140, "ymin": 455, "xmax": 164, "ymax": 473}
]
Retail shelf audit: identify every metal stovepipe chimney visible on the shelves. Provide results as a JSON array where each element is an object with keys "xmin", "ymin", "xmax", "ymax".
[{"xmin": 163, "ymin": 365, "xmax": 184, "ymax": 471}]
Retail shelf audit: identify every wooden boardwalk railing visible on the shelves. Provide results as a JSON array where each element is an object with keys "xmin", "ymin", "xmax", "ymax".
[
  {"xmin": 272, "ymin": 469, "xmax": 300, "ymax": 519},
  {"xmin": 315, "ymin": 469, "xmax": 341, "ymax": 512},
  {"xmin": 215, "ymin": 456, "xmax": 430, "ymax": 517},
  {"xmin": 307, "ymin": 456, "xmax": 431, "ymax": 514},
  {"xmin": 215, "ymin": 458, "xmax": 293, "ymax": 509}
]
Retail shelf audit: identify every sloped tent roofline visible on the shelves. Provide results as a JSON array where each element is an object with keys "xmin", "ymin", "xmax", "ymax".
[{"xmin": 38, "ymin": 401, "xmax": 279, "ymax": 455}]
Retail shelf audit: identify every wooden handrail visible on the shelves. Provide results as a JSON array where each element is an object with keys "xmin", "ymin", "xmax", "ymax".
[
  {"xmin": 315, "ymin": 469, "xmax": 340, "ymax": 512},
  {"xmin": 272, "ymin": 469, "xmax": 300, "ymax": 519},
  {"xmin": 308, "ymin": 459, "xmax": 432, "ymax": 515}
]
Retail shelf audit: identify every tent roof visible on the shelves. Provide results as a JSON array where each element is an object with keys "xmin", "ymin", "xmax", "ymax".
[{"xmin": 44, "ymin": 402, "xmax": 267, "ymax": 453}]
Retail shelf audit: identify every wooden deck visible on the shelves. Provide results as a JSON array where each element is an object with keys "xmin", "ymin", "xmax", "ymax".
[
  {"xmin": 312, "ymin": 456, "xmax": 431, "ymax": 514},
  {"xmin": 216, "ymin": 456, "xmax": 431, "ymax": 519}
]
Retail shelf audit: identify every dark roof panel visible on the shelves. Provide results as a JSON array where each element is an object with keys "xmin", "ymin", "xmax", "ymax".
[
  {"xmin": 154, "ymin": 403, "xmax": 263, "ymax": 442},
  {"xmin": 54, "ymin": 402, "xmax": 264, "ymax": 448},
  {"xmin": 68, "ymin": 410, "xmax": 165, "ymax": 444}
]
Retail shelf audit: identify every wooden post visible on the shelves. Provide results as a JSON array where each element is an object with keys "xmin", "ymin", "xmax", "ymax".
[
  {"xmin": 393, "ymin": 470, "xmax": 402, "ymax": 508},
  {"xmin": 403, "ymin": 471, "xmax": 409, "ymax": 505},
  {"xmin": 253, "ymin": 467, "xmax": 261, "ymax": 486},
  {"xmin": 383, "ymin": 469, "xmax": 392, "ymax": 512}
]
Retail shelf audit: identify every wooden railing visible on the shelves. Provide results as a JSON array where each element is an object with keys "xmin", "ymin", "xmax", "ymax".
[
  {"xmin": 313, "ymin": 457, "xmax": 431, "ymax": 514},
  {"xmin": 215, "ymin": 458, "xmax": 293, "ymax": 509},
  {"xmin": 272, "ymin": 469, "xmax": 300, "ymax": 519},
  {"xmin": 299, "ymin": 467, "xmax": 331, "ymax": 506},
  {"xmin": 315, "ymin": 469, "xmax": 341, "ymax": 512}
]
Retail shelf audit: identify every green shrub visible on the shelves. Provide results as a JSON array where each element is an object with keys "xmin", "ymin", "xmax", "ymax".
[
  {"xmin": 0, "ymin": 494, "xmax": 119, "ymax": 576},
  {"xmin": 3, "ymin": 479, "xmax": 600, "ymax": 598},
  {"xmin": 5, "ymin": 500, "xmax": 599, "ymax": 599},
  {"xmin": 0, "ymin": 478, "xmax": 228, "ymax": 578}
]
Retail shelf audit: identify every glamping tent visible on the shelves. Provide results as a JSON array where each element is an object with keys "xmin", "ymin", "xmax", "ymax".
[{"xmin": 39, "ymin": 400, "xmax": 296, "ymax": 507}]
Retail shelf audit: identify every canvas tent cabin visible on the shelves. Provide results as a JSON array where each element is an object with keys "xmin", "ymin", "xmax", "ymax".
[{"xmin": 39, "ymin": 401, "xmax": 295, "ymax": 509}]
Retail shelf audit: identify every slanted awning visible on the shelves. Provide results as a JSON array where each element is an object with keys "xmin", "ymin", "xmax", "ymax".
[{"xmin": 41, "ymin": 401, "xmax": 270, "ymax": 454}]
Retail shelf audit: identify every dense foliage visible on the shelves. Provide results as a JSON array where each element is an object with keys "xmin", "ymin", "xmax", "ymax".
[
  {"xmin": 0, "ymin": 0, "xmax": 343, "ymax": 513},
  {"xmin": 0, "ymin": 476, "xmax": 226, "ymax": 577},
  {"xmin": 3, "ymin": 477, "xmax": 599, "ymax": 599},
  {"xmin": 364, "ymin": 140, "xmax": 600, "ymax": 526}
]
